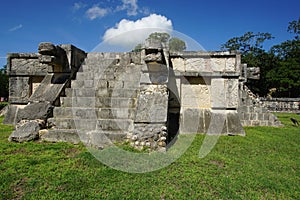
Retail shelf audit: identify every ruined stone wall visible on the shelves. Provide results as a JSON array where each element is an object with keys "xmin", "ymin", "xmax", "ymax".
[
  {"xmin": 260, "ymin": 98, "xmax": 300, "ymax": 113},
  {"xmin": 4, "ymin": 43, "xmax": 86, "ymax": 126},
  {"xmin": 130, "ymin": 44, "xmax": 169, "ymax": 149},
  {"xmin": 5, "ymin": 41, "xmax": 285, "ymax": 148},
  {"xmin": 170, "ymin": 51, "xmax": 245, "ymax": 135},
  {"xmin": 238, "ymin": 84, "xmax": 282, "ymax": 126},
  {"xmin": 7, "ymin": 53, "xmax": 48, "ymax": 104}
]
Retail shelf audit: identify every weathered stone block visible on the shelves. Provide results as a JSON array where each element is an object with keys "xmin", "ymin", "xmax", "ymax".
[
  {"xmin": 135, "ymin": 85, "xmax": 168, "ymax": 123},
  {"xmin": 97, "ymin": 119, "xmax": 134, "ymax": 131},
  {"xmin": 17, "ymin": 102, "xmax": 54, "ymax": 122},
  {"xmin": 9, "ymin": 77, "xmax": 30, "ymax": 104},
  {"xmin": 171, "ymin": 57, "xmax": 185, "ymax": 72},
  {"xmin": 29, "ymin": 74, "xmax": 68, "ymax": 103},
  {"xmin": 211, "ymin": 58, "xmax": 226, "ymax": 72},
  {"xmin": 10, "ymin": 57, "xmax": 46, "ymax": 75},
  {"xmin": 144, "ymin": 52, "xmax": 162, "ymax": 63},
  {"xmin": 185, "ymin": 58, "xmax": 214, "ymax": 73},
  {"xmin": 226, "ymin": 79, "xmax": 239, "ymax": 108},
  {"xmin": 225, "ymin": 57, "xmax": 236, "ymax": 71},
  {"xmin": 181, "ymin": 84, "xmax": 211, "ymax": 108},
  {"xmin": 41, "ymin": 129, "xmax": 81, "ymax": 144},
  {"xmin": 3, "ymin": 105, "xmax": 20, "ymax": 124},
  {"xmin": 9, "ymin": 120, "xmax": 41, "ymax": 142},
  {"xmin": 180, "ymin": 108, "xmax": 202, "ymax": 133},
  {"xmin": 38, "ymin": 42, "xmax": 57, "ymax": 55},
  {"xmin": 211, "ymin": 78, "xmax": 226, "ymax": 108},
  {"xmin": 206, "ymin": 110, "xmax": 227, "ymax": 135},
  {"xmin": 226, "ymin": 110, "xmax": 245, "ymax": 135}
]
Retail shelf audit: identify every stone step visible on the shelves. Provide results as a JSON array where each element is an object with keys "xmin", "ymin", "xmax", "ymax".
[
  {"xmin": 48, "ymin": 118, "xmax": 134, "ymax": 131},
  {"xmin": 76, "ymin": 70, "xmax": 141, "ymax": 81},
  {"xmin": 71, "ymin": 79, "xmax": 97, "ymax": 88},
  {"xmin": 41, "ymin": 129, "xmax": 127, "ymax": 145},
  {"xmin": 98, "ymin": 119, "xmax": 134, "ymax": 131},
  {"xmin": 79, "ymin": 70, "xmax": 116, "ymax": 80},
  {"xmin": 80, "ymin": 64, "xmax": 144, "ymax": 75},
  {"xmin": 60, "ymin": 97, "xmax": 137, "ymax": 108},
  {"xmin": 65, "ymin": 88, "xmax": 138, "ymax": 98},
  {"xmin": 53, "ymin": 107, "xmax": 136, "ymax": 119}
]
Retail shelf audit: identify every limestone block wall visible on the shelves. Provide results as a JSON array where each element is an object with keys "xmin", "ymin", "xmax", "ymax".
[
  {"xmin": 260, "ymin": 98, "xmax": 300, "ymax": 112},
  {"xmin": 7, "ymin": 53, "xmax": 48, "ymax": 104},
  {"xmin": 170, "ymin": 51, "xmax": 245, "ymax": 135},
  {"xmin": 6, "ymin": 41, "xmax": 286, "ymax": 148},
  {"xmin": 129, "ymin": 46, "xmax": 169, "ymax": 149},
  {"xmin": 4, "ymin": 43, "xmax": 86, "ymax": 125},
  {"xmin": 238, "ymin": 84, "xmax": 282, "ymax": 126}
]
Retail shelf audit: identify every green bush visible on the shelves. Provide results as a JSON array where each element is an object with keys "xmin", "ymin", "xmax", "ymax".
[{"xmin": 0, "ymin": 102, "xmax": 8, "ymax": 110}]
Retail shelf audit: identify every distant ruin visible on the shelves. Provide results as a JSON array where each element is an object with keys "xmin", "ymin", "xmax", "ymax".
[{"xmin": 3, "ymin": 39, "xmax": 282, "ymax": 150}]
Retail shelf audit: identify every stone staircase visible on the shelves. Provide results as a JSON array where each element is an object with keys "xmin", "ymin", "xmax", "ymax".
[
  {"xmin": 238, "ymin": 83, "xmax": 282, "ymax": 127},
  {"xmin": 46, "ymin": 52, "xmax": 142, "ymax": 147}
]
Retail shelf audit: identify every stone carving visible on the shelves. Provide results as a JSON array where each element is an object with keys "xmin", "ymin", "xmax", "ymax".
[{"xmin": 247, "ymin": 67, "xmax": 260, "ymax": 80}]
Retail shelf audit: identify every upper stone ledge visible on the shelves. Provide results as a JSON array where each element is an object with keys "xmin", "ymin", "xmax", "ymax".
[
  {"xmin": 170, "ymin": 50, "xmax": 240, "ymax": 58},
  {"xmin": 7, "ymin": 53, "xmax": 38, "ymax": 58}
]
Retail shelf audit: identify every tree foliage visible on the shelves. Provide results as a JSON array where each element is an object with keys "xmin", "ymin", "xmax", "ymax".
[
  {"xmin": 222, "ymin": 18, "xmax": 300, "ymax": 98},
  {"xmin": 221, "ymin": 31, "xmax": 274, "ymax": 96},
  {"xmin": 221, "ymin": 31, "xmax": 274, "ymax": 53},
  {"xmin": 287, "ymin": 17, "xmax": 300, "ymax": 39},
  {"xmin": 221, "ymin": 18, "xmax": 300, "ymax": 97},
  {"xmin": 0, "ymin": 65, "xmax": 9, "ymax": 98},
  {"xmin": 133, "ymin": 32, "xmax": 186, "ymax": 52},
  {"xmin": 169, "ymin": 37, "xmax": 186, "ymax": 52},
  {"xmin": 148, "ymin": 32, "xmax": 170, "ymax": 43}
]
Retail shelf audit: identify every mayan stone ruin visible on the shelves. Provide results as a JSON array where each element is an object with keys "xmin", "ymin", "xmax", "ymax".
[{"xmin": 3, "ymin": 39, "xmax": 282, "ymax": 150}]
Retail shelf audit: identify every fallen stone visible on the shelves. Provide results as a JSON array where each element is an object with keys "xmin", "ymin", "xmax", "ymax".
[{"xmin": 9, "ymin": 120, "xmax": 41, "ymax": 142}]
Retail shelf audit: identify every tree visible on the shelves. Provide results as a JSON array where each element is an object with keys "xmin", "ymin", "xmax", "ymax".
[
  {"xmin": 133, "ymin": 32, "xmax": 187, "ymax": 52},
  {"xmin": 267, "ymin": 19, "xmax": 300, "ymax": 97},
  {"xmin": 169, "ymin": 37, "xmax": 186, "ymax": 52},
  {"xmin": 0, "ymin": 65, "xmax": 9, "ymax": 98},
  {"xmin": 132, "ymin": 43, "xmax": 143, "ymax": 52},
  {"xmin": 221, "ymin": 31, "xmax": 273, "ymax": 53},
  {"xmin": 221, "ymin": 32, "xmax": 274, "ymax": 96},
  {"xmin": 147, "ymin": 32, "xmax": 170, "ymax": 43},
  {"xmin": 287, "ymin": 17, "xmax": 300, "ymax": 39}
]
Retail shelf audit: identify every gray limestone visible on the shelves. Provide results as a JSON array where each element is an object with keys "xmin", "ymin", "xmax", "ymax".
[
  {"xmin": 135, "ymin": 85, "xmax": 168, "ymax": 123},
  {"xmin": 17, "ymin": 102, "xmax": 53, "ymax": 122},
  {"xmin": 9, "ymin": 120, "xmax": 41, "ymax": 142},
  {"xmin": 4, "ymin": 40, "xmax": 283, "ymax": 150}
]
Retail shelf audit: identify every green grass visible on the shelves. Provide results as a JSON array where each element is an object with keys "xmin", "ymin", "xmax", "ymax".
[{"xmin": 1, "ymin": 114, "xmax": 300, "ymax": 199}]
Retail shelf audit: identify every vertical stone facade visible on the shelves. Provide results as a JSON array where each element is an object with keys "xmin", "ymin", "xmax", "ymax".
[
  {"xmin": 4, "ymin": 40, "xmax": 283, "ymax": 149},
  {"xmin": 4, "ymin": 43, "xmax": 86, "ymax": 125},
  {"xmin": 170, "ymin": 51, "xmax": 245, "ymax": 135}
]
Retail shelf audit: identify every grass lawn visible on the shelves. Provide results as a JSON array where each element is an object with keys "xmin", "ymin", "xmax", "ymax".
[{"xmin": 0, "ymin": 113, "xmax": 300, "ymax": 199}]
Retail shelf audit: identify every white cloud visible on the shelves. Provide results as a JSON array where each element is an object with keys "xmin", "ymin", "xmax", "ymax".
[
  {"xmin": 116, "ymin": 0, "xmax": 138, "ymax": 16},
  {"xmin": 9, "ymin": 24, "xmax": 23, "ymax": 32},
  {"xmin": 102, "ymin": 14, "xmax": 173, "ymax": 48},
  {"xmin": 72, "ymin": 2, "xmax": 87, "ymax": 11},
  {"xmin": 86, "ymin": 5, "xmax": 110, "ymax": 20}
]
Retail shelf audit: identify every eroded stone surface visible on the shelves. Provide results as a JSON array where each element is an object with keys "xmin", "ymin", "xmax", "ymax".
[
  {"xmin": 9, "ymin": 120, "xmax": 43, "ymax": 142},
  {"xmin": 5, "ymin": 40, "xmax": 283, "ymax": 150}
]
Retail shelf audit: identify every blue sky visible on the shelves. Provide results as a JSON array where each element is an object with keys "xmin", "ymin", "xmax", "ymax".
[{"xmin": 0, "ymin": 0, "xmax": 299, "ymax": 67}]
